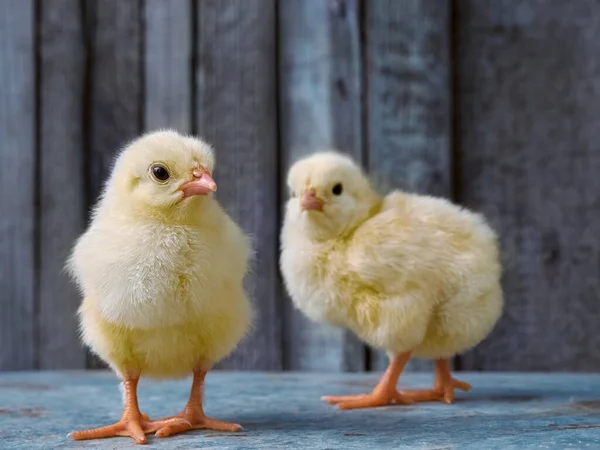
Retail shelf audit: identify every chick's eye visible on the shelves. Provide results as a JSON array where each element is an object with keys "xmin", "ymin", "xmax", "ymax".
[
  {"xmin": 150, "ymin": 164, "xmax": 170, "ymax": 182},
  {"xmin": 332, "ymin": 183, "xmax": 343, "ymax": 195}
]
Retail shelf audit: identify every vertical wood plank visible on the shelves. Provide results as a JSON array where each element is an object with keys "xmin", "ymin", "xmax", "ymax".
[
  {"xmin": 0, "ymin": 0, "xmax": 35, "ymax": 370},
  {"xmin": 196, "ymin": 0, "xmax": 281, "ymax": 370},
  {"xmin": 144, "ymin": 0, "xmax": 191, "ymax": 132},
  {"xmin": 85, "ymin": 0, "xmax": 144, "ymax": 367},
  {"xmin": 457, "ymin": 0, "xmax": 600, "ymax": 371},
  {"xmin": 87, "ymin": 0, "xmax": 144, "ymax": 202},
  {"xmin": 38, "ymin": 0, "xmax": 87, "ymax": 368},
  {"xmin": 365, "ymin": 0, "xmax": 452, "ymax": 372},
  {"xmin": 278, "ymin": 0, "xmax": 365, "ymax": 372}
]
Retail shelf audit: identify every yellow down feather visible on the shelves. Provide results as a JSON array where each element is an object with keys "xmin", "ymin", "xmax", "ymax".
[
  {"xmin": 67, "ymin": 130, "xmax": 252, "ymax": 380},
  {"xmin": 280, "ymin": 151, "xmax": 503, "ymax": 360}
]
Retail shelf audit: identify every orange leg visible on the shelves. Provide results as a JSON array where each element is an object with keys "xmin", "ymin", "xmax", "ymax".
[
  {"xmin": 400, "ymin": 359, "xmax": 471, "ymax": 404},
  {"xmin": 69, "ymin": 376, "xmax": 189, "ymax": 445},
  {"xmin": 322, "ymin": 352, "xmax": 414, "ymax": 410},
  {"xmin": 155, "ymin": 367, "xmax": 242, "ymax": 438}
]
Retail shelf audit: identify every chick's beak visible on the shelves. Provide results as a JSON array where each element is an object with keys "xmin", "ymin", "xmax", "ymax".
[
  {"xmin": 180, "ymin": 167, "xmax": 217, "ymax": 197},
  {"xmin": 300, "ymin": 189, "xmax": 324, "ymax": 212}
]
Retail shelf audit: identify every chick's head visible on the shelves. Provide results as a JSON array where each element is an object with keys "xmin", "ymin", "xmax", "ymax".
[
  {"xmin": 285, "ymin": 151, "xmax": 379, "ymax": 241},
  {"xmin": 105, "ymin": 129, "xmax": 217, "ymax": 216}
]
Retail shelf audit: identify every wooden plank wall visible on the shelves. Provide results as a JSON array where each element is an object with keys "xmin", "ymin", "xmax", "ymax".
[
  {"xmin": 1, "ymin": 0, "xmax": 599, "ymax": 373},
  {"xmin": 38, "ymin": 0, "xmax": 87, "ymax": 369},
  {"xmin": 456, "ymin": 0, "xmax": 600, "ymax": 371},
  {"xmin": 0, "ymin": 0, "xmax": 36, "ymax": 370}
]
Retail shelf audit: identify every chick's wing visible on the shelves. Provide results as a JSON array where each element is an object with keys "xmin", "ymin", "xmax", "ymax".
[{"xmin": 345, "ymin": 193, "xmax": 469, "ymax": 298}]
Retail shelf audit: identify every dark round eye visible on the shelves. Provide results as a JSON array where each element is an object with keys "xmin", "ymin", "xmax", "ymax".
[
  {"xmin": 332, "ymin": 183, "xmax": 343, "ymax": 195},
  {"xmin": 150, "ymin": 164, "xmax": 170, "ymax": 182}
]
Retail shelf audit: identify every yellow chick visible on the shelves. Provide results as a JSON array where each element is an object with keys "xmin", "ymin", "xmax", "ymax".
[
  {"xmin": 67, "ymin": 130, "xmax": 252, "ymax": 443},
  {"xmin": 280, "ymin": 151, "xmax": 503, "ymax": 410}
]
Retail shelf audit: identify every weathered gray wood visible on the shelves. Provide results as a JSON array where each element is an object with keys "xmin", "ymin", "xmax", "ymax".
[
  {"xmin": 144, "ymin": 0, "xmax": 191, "ymax": 132},
  {"xmin": 85, "ymin": 0, "xmax": 143, "ymax": 368},
  {"xmin": 38, "ymin": 0, "xmax": 87, "ymax": 369},
  {"xmin": 457, "ymin": 0, "xmax": 600, "ymax": 371},
  {"xmin": 4, "ymin": 371, "xmax": 600, "ymax": 449},
  {"xmin": 278, "ymin": 0, "xmax": 365, "ymax": 373},
  {"xmin": 365, "ymin": 0, "xmax": 452, "ymax": 372},
  {"xmin": 196, "ymin": 0, "xmax": 281, "ymax": 370},
  {"xmin": 3, "ymin": 0, "xmax": 600, "ymax": 375},
  {"xmin": 86, "ymin": 0, "xmax": 143, "ymax": 201},
  {"xmin": 0, "ymin": 0, "xmax": 36, "ymax": 370}
]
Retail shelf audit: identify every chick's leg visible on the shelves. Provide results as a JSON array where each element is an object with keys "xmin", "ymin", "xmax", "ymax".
[
  {"xmin": 322, "ymin": 352, "xmax": 414, "ymax": 410},
  {"xmin": 69, "ymin": 376, "xmax": 189, "ymax": 445},
  {"xmin": 399, "ymin": 359, "xmax": 471, "ymax": 404},
  {"xmin": 155, "ymin": 367, "xmax": 242, "ymax": 438}
]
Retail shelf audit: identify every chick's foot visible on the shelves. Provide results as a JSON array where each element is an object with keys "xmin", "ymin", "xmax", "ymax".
[
  {"xmin": 400, "ymin": 359, "xmax": 471, "ymax": 404},
  {"xmin": 400, "ymin": 377, "xmax": 471, "ymax": 404},
  {"xmin": 154, "ymin": 367, "xmax": 242, "ymax": 438},
  {"xmin": 322, "ymin": 351, "xmax": 413, "ymax": 410},
  {"xmin": 322, "ymin": 391, "xmax": 414, "ymax": 410},
  {"xmin": 69, "ymin": 378, "xmax": 189, "ymax": 445},
  {"xmin": 69, "ymin": 413, "xmax": 190, "ymax": 444},
  {"xmin": 155, "ymin": 404, "xmax": 242, "ymax": 437}
]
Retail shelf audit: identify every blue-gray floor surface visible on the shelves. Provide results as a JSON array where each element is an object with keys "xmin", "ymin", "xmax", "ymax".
[{"xmin": 1, "ymin": 371, "xmax": 600, "ymax": 449}]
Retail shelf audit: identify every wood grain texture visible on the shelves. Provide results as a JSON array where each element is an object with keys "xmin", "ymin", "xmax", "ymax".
[
  {"xmin": 365, "ymin": 0, "xmax": 452, "ymax": 372},
  {"xmin": 38, "ymin": 0, "xmax": 87, "ymax": 369},
  {"xmin": 4, "ymin": 371, "xmax": 600, "ymax": 449},
  {"xmin": 2, "ymin": 0, "xmax": 600, "ymax": 374},
  {"xmin": 85, "ymin": 0, "xmax": 144, "ymax": 368},
  {"xmin": 0, "ymin": 0, "xmax": 35, "ymax": 370},
  {"xmin": 457, "ymin": 0, "xmax": 600, "ymax": 371},
  {"xmin": 196, "ymin": 0, "xmax": 281, "ymax": 370},
  {"xmin": 278, "ymin": 0, "xmax": 365, "ymax": 372},
  {"xmin": 86, "ymin": 0, "xmax": 143, "ymax": 201},
  {"xmin": 144, "ymin": 0, "xmax": 191, "ymax": 132}
]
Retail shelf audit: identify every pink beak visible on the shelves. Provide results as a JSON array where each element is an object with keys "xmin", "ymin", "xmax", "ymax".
[
  {"xmin": 180, "ymin": 167, "xmax": 217, "ymax": 197},
  {"xmin": 300, "ymin": 189, "xmax": 324, "ymax": 212}
]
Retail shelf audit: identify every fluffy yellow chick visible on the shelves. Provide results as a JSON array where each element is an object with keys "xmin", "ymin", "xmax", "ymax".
[
  {"xmin": 67, "ymin": 130, "xmax": 252, "ymax": 443},
  {"xmin": 280, "ymin": 151, "xmax": 503, "ymax": 410}
]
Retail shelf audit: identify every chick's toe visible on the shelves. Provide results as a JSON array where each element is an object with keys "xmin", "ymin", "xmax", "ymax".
[
  {"xmin": 69, "ymin": 415, "xmax": 190, "ymax": 445},
  {"xmin": 155, "ymin": 413, "xmax": 242, "ymax": 438},
  {"xmin": 322, "ymin": 391, "xmax": 414, "ymax": 410},
  {"xmin": 399, "ymin": 359, "xmax": 472, "ymax": 405},
  {"xmin": 154, "ymin": 368, "xmax": 242, "ymax": 438}
]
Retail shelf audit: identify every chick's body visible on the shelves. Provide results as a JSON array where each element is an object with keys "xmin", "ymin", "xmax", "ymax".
[
  {"xmin": 282, "ymin": 191, "xmax": 501, "ymax": 360},
  {"xmin": 72, "ymin": 198, "xmax": 251, "ymax": 380},
  {"xmin": 68, "ymin": 130, "xmax": 251, "ymax": 443},
  {"xmin": 281, "ymin": 151, "xmax": 503, "ymax": 409}
]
